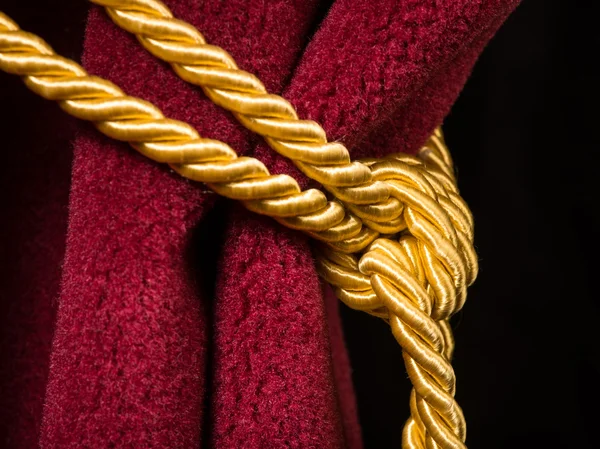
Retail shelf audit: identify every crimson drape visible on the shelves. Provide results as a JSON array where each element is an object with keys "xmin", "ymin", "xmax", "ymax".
[{"xmin": 0, "ymin": 1, "xmax": 518, "ymax": 447}]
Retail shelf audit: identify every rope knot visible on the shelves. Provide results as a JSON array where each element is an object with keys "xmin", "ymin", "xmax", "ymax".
[{"xmin": 317, "ymin": 136, "xmax": 478, "ymax": 448}]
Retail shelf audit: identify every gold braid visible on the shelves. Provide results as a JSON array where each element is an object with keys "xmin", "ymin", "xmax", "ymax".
[
  {"xmin": 0, "ymin": 10, "xmax": 478, "ymax": 449},
  {"xmin": 90, "ymin": 0, "xmax": 406, "ymax": 235}
]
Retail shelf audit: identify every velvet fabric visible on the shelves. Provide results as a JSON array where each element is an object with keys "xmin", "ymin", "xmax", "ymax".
[{"xmin": 0, "ymin": 1, "xmax": 518, "ymax": 447}]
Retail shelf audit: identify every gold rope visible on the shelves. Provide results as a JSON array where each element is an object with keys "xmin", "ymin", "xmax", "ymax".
[
  {"xmin": 90, "ymin": 0, "xmax": 406, "ymax": 235},
  {"xmin": 0, "ymin": 10, "xmax": 478, "ymax": 449},
  {"xmin": 0, "ymin": 11, "xmax": 369, "ymax": 244}
]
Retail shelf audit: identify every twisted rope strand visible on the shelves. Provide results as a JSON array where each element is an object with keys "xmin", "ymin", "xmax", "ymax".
[
  {"xmin": 0, "ymin": 10, "xmax": 479, "ymax": 449},
  {"xmin": 0, "ymin": 11, "xmax": 370, "ymax": 244},
  {"xmin": 90, "ymin": 0, "xmax": 406, "ymax": 233}
]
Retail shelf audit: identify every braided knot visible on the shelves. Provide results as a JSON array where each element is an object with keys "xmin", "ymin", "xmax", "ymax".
[{"xmin": 317, "ymin": 137, "xmax": 478, "ymax": 448}]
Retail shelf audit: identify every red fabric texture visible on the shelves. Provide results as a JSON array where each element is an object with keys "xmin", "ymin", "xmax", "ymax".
[
  {"xmin": 39, "ymin": 2, "xmax": 324, "ymax": 447},
  {"xmin": 0, "ymin": 1, "xmax": 518, "ymax": 448}
]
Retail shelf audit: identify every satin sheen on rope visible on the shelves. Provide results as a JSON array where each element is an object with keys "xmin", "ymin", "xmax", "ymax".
[
  {"xmin": 90, "ymin": 0, "xmax": 407, "ymax": 235},
  {"xmin": 0, "ymin": 12, "xmax": 365, "ymax": 242},
  {"xmin": 0, "ymin": 11, "xmax": 478, "ymax": 449}
]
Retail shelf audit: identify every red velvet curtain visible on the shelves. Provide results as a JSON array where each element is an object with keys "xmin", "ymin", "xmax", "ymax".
[{"xmin": 0, "ymin": 1, "xmax": 518, "ymax": 447}]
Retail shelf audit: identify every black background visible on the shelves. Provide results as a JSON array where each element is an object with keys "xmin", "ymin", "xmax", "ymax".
[{"xmin": 343, "ymin": 1, "xmax": 600, "ymax": 447}]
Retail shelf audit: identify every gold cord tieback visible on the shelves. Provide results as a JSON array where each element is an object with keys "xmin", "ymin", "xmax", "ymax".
[{"xmin": 0, "ymin": 9, "xmax": 478, "ymax": 449}]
